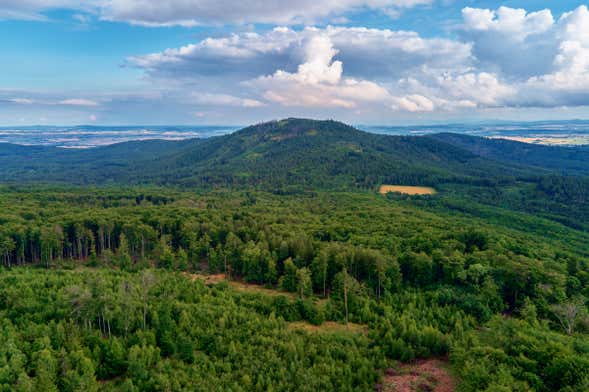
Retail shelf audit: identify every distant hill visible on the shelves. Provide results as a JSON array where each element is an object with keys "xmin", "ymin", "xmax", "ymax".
[
  {"xmin": 0, "ymin": 119, "xmax": 522, "ymax": 188},
  {"xmin": 0, "ymin": 118, "xmax": 586, "ymax": 188},
  {"xmin": 432, "ymin": 133, "xmax": 589, "ymax": 176},
  {"xmin": 1, "ymin": 118, "xmax": 589, "ymax": 230}
]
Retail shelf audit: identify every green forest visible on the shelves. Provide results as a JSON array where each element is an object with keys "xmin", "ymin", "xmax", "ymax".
[{"xmin": 1, "ymin": 119, "xmax": 589, "ymax": 391}]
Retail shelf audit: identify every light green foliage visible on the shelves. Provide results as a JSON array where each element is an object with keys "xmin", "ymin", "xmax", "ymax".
[
  {"xmin": 0, "ymin": 269, "xmax": 381, "ymax": 391},
  {"xmin": 0, "ymin": 187, "xmax": 587, "ymax": 390}
]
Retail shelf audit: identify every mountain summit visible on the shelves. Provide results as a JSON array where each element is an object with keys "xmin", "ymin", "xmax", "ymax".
[{"xmin": 0, "ymin": 118, "xmax": 586, "ymax": 189}]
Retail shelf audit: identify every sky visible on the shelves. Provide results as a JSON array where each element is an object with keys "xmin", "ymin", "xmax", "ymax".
[{"xmin": 1, "ymin": 1, "xmax": 589, "ymax": 125}]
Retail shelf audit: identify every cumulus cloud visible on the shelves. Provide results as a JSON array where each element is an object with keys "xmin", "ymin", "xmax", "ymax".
[
  {"xmin": 431, "ymin": 72, "xmax": 515, "ymax": 107},
  {"xmin": 129, "ymin": 26, "xmax": 471, "ymax": 81},
  {"xmin": 128, "ymin": 28, "xmax": 301, "ymax": 79},
  {"xmin": 515, "ymin": 6, "xmax": 589, "ymax": 107},
  {"xmin": 460, "ymin": 6, "xmax": 557, "ymax": 78},
  {"xmin": 391, "ymin": 95, "xmax": 434, "ymax": 112},
  {"xmin": 6, "ymin": 2, "xmax": 589, "ymax": 117},
  {"xmin": 129, "ymin": 25, "xmax": 484, "ymax": 112},
  {"xmin": 460, "ymin": 5, "xmax": 589, "ymax": 108},
  {"xmin": 462, "ymin": 6, "xmax": 554, "ymax": 36},
  {"xmin": 246, "ymin": 35, "xmax": 391, "ymax": 109}
]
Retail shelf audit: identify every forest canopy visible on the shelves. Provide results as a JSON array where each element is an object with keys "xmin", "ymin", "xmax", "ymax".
[{"xmin": 1, "ymin": 119, "xmax": 588, "ymax": 391}]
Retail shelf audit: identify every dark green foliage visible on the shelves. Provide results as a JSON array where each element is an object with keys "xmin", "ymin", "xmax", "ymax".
[
  {"xmin": 0, "ymin": 118, "xmax": 570, "ymax": 189},
  {"xmin": 452, "ymin": 317, "xmax": 589, "ymax": 391},
  {"xmin": 0, "ymin": 119, "xmax": 588, "ymax": 390},
  {"xmin": 2, "ymin": 118, "xmax": 588, "ymax": 232},
  {"xmin": 433, "ymin": 132, "xmax": 589, "ymax": 176}
]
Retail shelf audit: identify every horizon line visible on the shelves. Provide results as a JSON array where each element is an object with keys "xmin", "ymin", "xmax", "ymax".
[{"xmin": 2, "ymin": 118, "xmax": 589, "ymax": 129}]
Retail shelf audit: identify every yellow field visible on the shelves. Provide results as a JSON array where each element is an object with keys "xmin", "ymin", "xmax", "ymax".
[
  {"xmin": 288, "ymin": 321, "xmax": 367, "ymax": 334},
  {"xmin": 379, "ymin": 185, "xmax": 436, "ymax": 195}
]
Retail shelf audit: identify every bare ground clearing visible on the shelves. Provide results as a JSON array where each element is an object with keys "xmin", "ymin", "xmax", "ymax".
[
  {"xmin": 377, "ymin": 359, "xmax": 455, "ymax": 392},
  {"xmin": 379, "ymin": 185, "xmax": 437, "ymax": 196}
]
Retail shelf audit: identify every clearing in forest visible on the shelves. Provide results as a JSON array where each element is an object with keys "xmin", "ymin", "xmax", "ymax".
[
  {"xmin": 379, "ymin": 185, "xmax": 437, "ymax": 196},
  {"xmin": 378, "ymin": 359, "xmax": 454, "ymax": 392},
  {"xmin": 288, "ymin": 321, "xmax": 367, "ymax": 334},
  {"xmin": 185, "ymin": 272, "xmax": 298, "ymax": 298}
]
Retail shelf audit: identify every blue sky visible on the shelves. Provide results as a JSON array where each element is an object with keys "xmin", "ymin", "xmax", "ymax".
[{"xmin": 1, "ymin": 1, "xmax": 589, "ymax": 125}]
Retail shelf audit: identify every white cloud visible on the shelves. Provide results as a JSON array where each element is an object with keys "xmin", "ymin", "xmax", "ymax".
[
  {"xmin": 461, "ymin": 6, "xmax": 557, "ymax": 78},
  {"xmin": 128, "ymin": 28, "xmax": 301, "ymax": 79},
  {"xmin": 1, "ymin": 0, "xmax": 433, "ymax": 25},
  {"xmin": 0, "ymin": 1, "xmax": 93, "ymax": 21},
  {"xmin": 2, "ymin": 94, "xmax": 102, "ymax": 107},
  {"xmin": 462, "ymin": 6, "xmax": 554, "ymax": 37},
  {"xmin": 391, "ymin": 95, "xmax": 434, "ymax": 112},
  {"xmin": 432, "ymin": 72, "xmax": 515, "ymax": 107},
  {"xmin": 5, "ymin": 3, "xmax": 589, "ymax": 118},
  {"xmin": 382, "ymin": 0, "xmax": 432, "ymax": 20},
  {"xmin": 129, "ymin": 26, "xmax": 471, "ymax": 81},
  {"xmin": 8, "ymin": 98, "xmax": 35, "ymax": 104},
  {"xmin": 58, "ymin": 99, "xmax": 100, "ymax": 106},
  {"xmin": 193, "ymin": 93, "xmax": 265, "ymax": 108},
  {"xmin": 246, "ymin": 35, "xmax": 391, "ymax": 109},
  {"xmin": 129, "ymin": 25, "xmax": 479, "ymax": 112},
  {"xmin": 100, "ymin": 0, "xmax": 435, "ymax": 26},
  {"xmin": 127, "ymin": 5, "xmax": 589, "ymax": 114},
  {"xmin": 289, "ymin": 34, "xmax": 342, "ymax": 85},
  {"xmin": 72, "ymin": 13, "xmax": 91, "ymax": 24},
  {"xmin": 459, "ymin": 5, "xmax": 589, "ymax": 108},
  {"xmin": 515, "ymin": 6, "xmax": 589, "ymax": 107}
]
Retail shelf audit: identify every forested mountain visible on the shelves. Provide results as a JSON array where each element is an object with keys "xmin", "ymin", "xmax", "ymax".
[
  {"xmin": 433, "ymin": 132, "xmax": 589, "ymax": 175},
  {"xmin": 1, "ymin": 118, "xmax": 589, "ymax": 391},
  {"xmin": 3, "ymin": 118, "xmax": 588, "ymax": 229},
  {"xmin": 0, "ymin": 118, "xmax": 551, "ymax": 187}
]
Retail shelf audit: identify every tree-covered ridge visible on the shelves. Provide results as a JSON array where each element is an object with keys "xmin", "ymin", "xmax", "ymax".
[
  {"xmin": 432, "ymin": 132, "xmax": 589, "ymax": 176},
  {"xmin": 0, "ymin": 187, "xmax": 588, "ymax": 390},
  {"xmin": 1, "ymin": 118, "xmax": 588, "ymax": 391},
  {"xmin": 2, "ymin": 118, "xmax": 588, "ymax": 232},
  {"xmin": 1, "ymin": 118, "xmax": 584, "ymax": 188}
]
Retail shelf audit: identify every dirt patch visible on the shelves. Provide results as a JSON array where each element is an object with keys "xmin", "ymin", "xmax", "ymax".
[
  {"xmin": 289, "ymin": 321, "xmax": 367, "ymax": 334},
  {"xmin": 377, "ymin": 359, "xmax": 454, "ymax": 392},
  {"xmin": 230, "ymin": 280, "xmax": 297, "ymax": 298},
  {"xmin": 184, "ymin": 272, "xmax": 227, "ymax": 285},
  {"xmin": 184, "ymin": 272, "xmax": 298, "ymax": 298},
  {"xmin": 379, "ymin": 185, "xmax": 436, "ymax": 196}
]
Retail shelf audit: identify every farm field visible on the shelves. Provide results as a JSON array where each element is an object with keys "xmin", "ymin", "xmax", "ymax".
[
  {"xmin": 379, "ymin": 185, "xmax": 437, "ymax": 195},
  {"xmin": 489, "ymin": 135, "xmax": 589, "ymax": 146}
]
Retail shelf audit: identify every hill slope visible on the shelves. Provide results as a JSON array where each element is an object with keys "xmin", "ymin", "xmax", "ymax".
[
  {"xmin": 0, "ymin": 118, "xmax": 549, "ymax": 188},
  {"xmin": 432, "ymin": 132, "xmax": 589, "ymax": 176}
]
